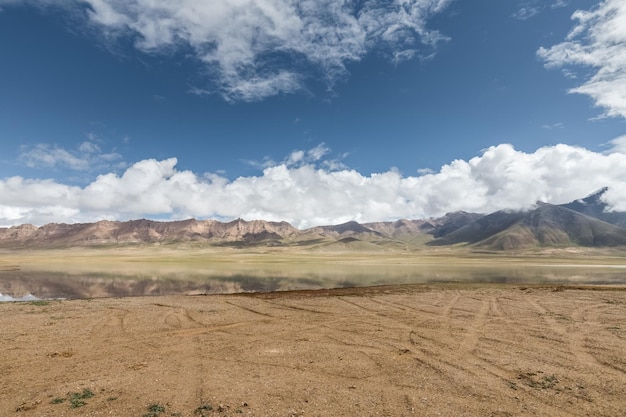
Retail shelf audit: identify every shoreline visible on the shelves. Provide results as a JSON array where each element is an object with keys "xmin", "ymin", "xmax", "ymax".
[{"xmin": 2, "ymin": 281, "xmax": 626, "ymax": 304}]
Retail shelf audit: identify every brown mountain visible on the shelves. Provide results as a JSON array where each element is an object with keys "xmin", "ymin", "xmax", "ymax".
[
  {"xmin": 423, "ymin": 211, "xmax": 485, "ymax": 238},
  {"xmin": 0, "ymin": 218, "xmax": 299, "ymax": 248},
  {"xmin": 2, "ymin": 190, "xmax": 625, "ymax": 250}
]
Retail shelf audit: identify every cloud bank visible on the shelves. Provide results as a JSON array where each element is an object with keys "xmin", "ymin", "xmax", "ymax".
[
  {"xmin": 2, "ymin": 143, "xmax": 626, "ymax": 228},
  {"xmin": 3, "ymin": 0, "xmax": 452, "ymax": 101},
  {"xmin": 538, "ymin": 0, "xmax": 626, "ymax": 119}
]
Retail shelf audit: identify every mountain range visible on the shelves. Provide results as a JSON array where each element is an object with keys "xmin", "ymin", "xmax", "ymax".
[{"xmin": 2, "ymin": 188, "xmax": 625, "ymax": 251}]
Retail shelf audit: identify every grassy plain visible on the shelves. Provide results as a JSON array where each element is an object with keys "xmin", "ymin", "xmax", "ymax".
[{"xmin": 3, "ymin": 244, "xmax": 626, "ymax": 270}]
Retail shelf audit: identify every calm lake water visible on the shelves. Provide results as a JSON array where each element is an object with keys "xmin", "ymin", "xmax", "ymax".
[{"xmin": 1, "ymin": 260, "xmax": 625, "ymax": 300}]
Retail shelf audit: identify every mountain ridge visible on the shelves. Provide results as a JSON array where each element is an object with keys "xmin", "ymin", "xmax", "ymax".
[
  {"xmin": 428, "ymin": 188, "xmax": 626, "ymax": 250},
  {"xmin": 1, "ymin": 189, "xmax": 625, "ymax": 250}
]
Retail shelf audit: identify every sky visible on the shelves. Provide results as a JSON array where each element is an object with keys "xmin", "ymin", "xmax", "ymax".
[{"xmin": 1, "ymin": 0, "xmax": 626, "ymax": 228}]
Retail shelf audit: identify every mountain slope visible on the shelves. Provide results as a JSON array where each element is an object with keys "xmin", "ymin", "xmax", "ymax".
[
  {"xmin": 2, "ymin": 189, "xmax": 625, "ymax": 251},
  {"xmin": 427, "ymin": 210, "xmax": 526, "ymax": 246},
  {"xmin": 560, "ymin": 187, "xmax": 626, "ymax": 228},
  {"xmin": 363, "ymin": 219, "xmax": 434, "ymax": 244},
  {"xmin": 428, "ymin": 203, "xmax": 626, "ymax": 250},
  {"xmin": 0, "ymin": 218, "xmax": 300, "ymax": 248}
]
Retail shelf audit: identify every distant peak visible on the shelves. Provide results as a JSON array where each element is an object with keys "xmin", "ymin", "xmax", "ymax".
[
  {"xmin": 577, "ymin": 187, "xmax": 609, "ymax": 205},
  {"xmin": 584, "ymin": 186, "xmax": 609, "ymax": 199}
]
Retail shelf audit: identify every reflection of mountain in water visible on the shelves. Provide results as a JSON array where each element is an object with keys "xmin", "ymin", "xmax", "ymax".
[{"xmin": 2, "ymin": 264, "xmax": 625, "ymax": 301}]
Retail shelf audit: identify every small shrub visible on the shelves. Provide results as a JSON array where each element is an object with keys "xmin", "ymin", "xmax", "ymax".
[
  {"xmin": 80, "ymin": 388, "xmax": 95, "ymax": 398},
  {"xmin": 194, "ymin": 404, "xmax": 214, "ymax": 417},
  {"xmin": 143, "ymin": 403, "xmax": 166, "ymax": 417},
  {"xmin": 69, "ymin": 397, "xmax": 86, "ymax": 408},
  {"xmin": 68, "ymin": 388, "xmax": 95, "ymax": 408}
]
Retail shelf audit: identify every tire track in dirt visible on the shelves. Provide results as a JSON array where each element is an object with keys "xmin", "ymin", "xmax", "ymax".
[
  {"xmin": 404, "ymin": 296, "xmax": 520, "ymax": 404},
  {"xmin": 335, "ymin": 296, "xmax": 494, "ymax": 391},
  {"xmin": 224, "ymin": 299, "xmax": 276, "ymax": 318},
  {"xmin": 570, "ymin": 303, "xmax": 626, "ymax": 376},
  {"xmin": 442, "ymin": 293, "xmax": 461, "ymax": 317},
  {"xmin": 413, "ymin": 294, "xmax": 588, "ymax": 416},
  {"xmin": 527, "ymin": 299, "xmax": 598, "ymax": 367},
  {"xmin": 158, "ymin": 309, "xmax": 213, "ymax": 409},
  {"xmin": 379, "ymin": 298, "xmax": 447, "ymax": 319},
  {"xmin": 337, "ymin": 296, "xmax": 427, "ymax": 344},
  {"xmin": 489, "ymin": 295, "xmax": 512, "ymax": 321},
  {"xmin": 527, "ymin": 297, "xmax": 626, "ymax": 382},
  {"xmin": 191, "ymin": 333, "xmax": 209, "ymax": 407},
  {"xmin": 260, "ymin": 299, "xmax": 330, "ymax": 315},
  {"xmin": 89, "ymin": 307, "xmax": 128, "ymax": 336},
  {"xmin": 523, "ymin": 297, "xmax": 585, "ymax": 365},
  {"xmin": 409, "ymin": 295, "xmax": 592, "ymax": 417},
  {"xmin": 165, "ymin": 322, "xmax": 251, "ymax": 337},
  {"xmin": 367, "ymin": 297, "xmax": 410, "ymax": 313},
  {"xmin": 397, "ymin": 294, "xmax": 512, "ymax": 363},
  {"xmin": 339, "ymin": 296, "xmax": 443, "ymax": 330},
  {"xmin": 403, "ymin": 338, "xmax": 578, "ymax": 416},
  {"xmin": 152, "ymin": 303, "xmax": 265, "ymax": 338},
  {"xmin": 163, "ymin": 309, "xmax": 193, "ymax": 329},
  {"xmin": 337, "ymin": 296, "xmax": 386, "ymax": 316},
  {"xmin": 455, "ymin": 296, "xmax": 490, "ymax": 357}
]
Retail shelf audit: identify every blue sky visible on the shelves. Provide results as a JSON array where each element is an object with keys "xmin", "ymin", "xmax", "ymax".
[{"xmin": 1, "ymin": 0, "xmax": 626, "ymax": 227}]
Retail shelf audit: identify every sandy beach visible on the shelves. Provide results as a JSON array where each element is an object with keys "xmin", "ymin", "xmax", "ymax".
[{"xmin": 2, "ymin": 284, "xmax": 625, "ymax": 417}]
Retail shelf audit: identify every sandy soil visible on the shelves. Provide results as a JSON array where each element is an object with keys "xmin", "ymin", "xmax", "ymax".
[{"xmin": 2, "ymin": 284, "xmax": 625, "ymax": 417}]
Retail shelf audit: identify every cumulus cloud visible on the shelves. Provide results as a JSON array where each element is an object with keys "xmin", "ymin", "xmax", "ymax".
[
  {"xmin": 538, "ymin": 0, "xmax": 626, "ymax": 119},
  {"xmin": 3, "ymin": 0, "xmax": 452, "ymax": 101},
  {"xmin": 2, "ymin": 143, "xmax": 626, "ymax": 228},
  {"xmin": 18, "ymin": 140, "xmax": 124, "ymax": 173}
]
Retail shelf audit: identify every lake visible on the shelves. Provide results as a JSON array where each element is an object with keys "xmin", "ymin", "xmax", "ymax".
[{"xmin": 1, "ymin": 249, "xmax": 625, "ymax": 300}]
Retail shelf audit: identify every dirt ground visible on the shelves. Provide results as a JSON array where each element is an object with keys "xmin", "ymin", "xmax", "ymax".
[{"xmin": 1, "ymin": 284, "xmax": 625, "ymax": 417}]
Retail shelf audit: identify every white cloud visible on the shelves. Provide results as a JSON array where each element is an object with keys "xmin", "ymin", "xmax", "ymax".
[
  {"xmin": 18, "ymin": 141, "xmax": 123, "ymax": 173},
  {"xmin": 538, "ymin": 0, "xmax": 626, "ymax": 119},
  {"xmin": 78, "ymin": 140, "xmax": 101, "ymax": 154},
  {"xmin": 607, "ymin": 134, "xmax": 626, "ymax": 154},
  {"xmin": 513, "ymin": 6, "xmax": 541, "ymax": 21},
  {"xmin": 4, "ymin": 0, "xmax": 452, "ymax": 102},
  {"xmin": 2, "ymin": 143, "xmax": 626, "ymax": 228},
  {"xmin": 512, "ymin": 0, "xmax": 567, "ymax": 21},
  {"xmin": 19, "ymin": 144, "xmax": 91, "ymax": 171},
  {"xmin": 542, "ymin": 122, "xmax": 564, "ymax": 130},
  {"xmin": 247, "ymin": 143, "xmax": 340, "ymax": 170}
]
